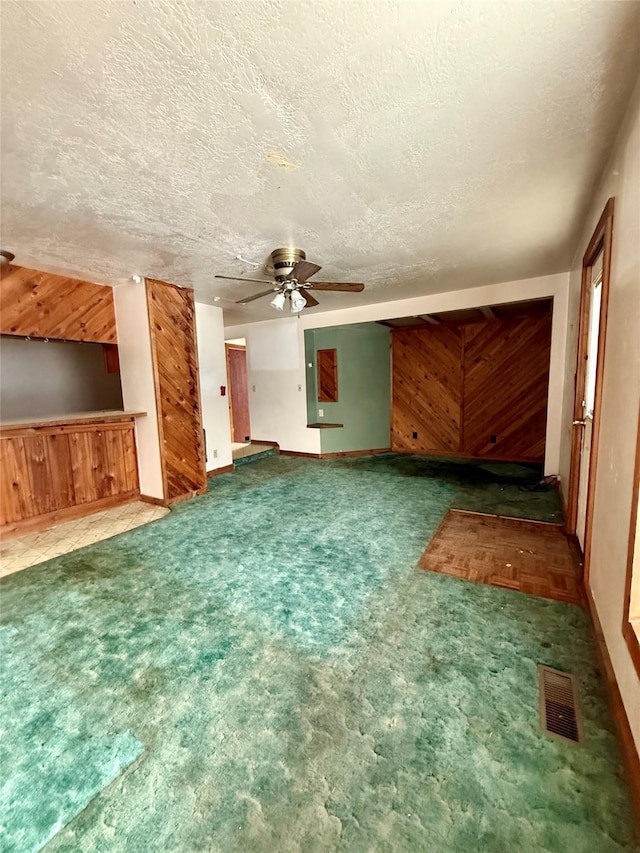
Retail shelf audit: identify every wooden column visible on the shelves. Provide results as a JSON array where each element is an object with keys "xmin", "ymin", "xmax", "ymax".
[{"xmin": 145, "ymin": 279, "xmax": 207, "ymax": 501}]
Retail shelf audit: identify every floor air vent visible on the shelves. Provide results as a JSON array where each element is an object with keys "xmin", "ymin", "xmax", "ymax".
[{"xmin": 538, "ymin": 665, "xmax": 584, "ymax": 745}]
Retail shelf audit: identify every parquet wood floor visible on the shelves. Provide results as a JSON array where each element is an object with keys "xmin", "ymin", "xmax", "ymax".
[{"xmin": 419, "ymin": 510, "xmax": 584, "ymax": 606}]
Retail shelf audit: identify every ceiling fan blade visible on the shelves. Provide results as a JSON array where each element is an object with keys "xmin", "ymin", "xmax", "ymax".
[
  {"xmin": 286, "ymin": 261, "xmax": 322, "ymax": 283},
  {"xmin": 215, "ymin": 275, "xmax": 273, "ymax": 284},
  {"xmin": 306, "ymin": 282, "xmax": 365, "ymax": 292},
  {"xmin": 298, "ymin": 287, "xmax": 319, "ymax": 308},
  {"xmin": 236, "ymin": 288, "xmax": 278, "ymax": 304}
]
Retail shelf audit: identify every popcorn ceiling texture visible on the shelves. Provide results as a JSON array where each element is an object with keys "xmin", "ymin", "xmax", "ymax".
[
  {"xmin": 0, "ymin": 455, "xmax": 636, "ymax": 851},
  {"xmin": 1, "ymin": 1, "xmax": 639, "ymax": 323}
]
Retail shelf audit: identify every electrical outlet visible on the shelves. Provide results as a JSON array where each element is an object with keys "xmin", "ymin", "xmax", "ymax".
[
  {"xmin": 318, "ymin": 408, "xmax": 324, "ymax": 417},
  {"xmin": 252, "ymin": 384, "xmax": 256, "ymax": 392},
  {"xmin": 298, "ymin": 384, "xmax": 302, "ymax": 391},
  {"xmin": 412, "ymin": 431, "xmax": 418, "ymax": 439},
  {"xmin": 213, "ymin": 449, "xmax": 218, "ymax": 458}
]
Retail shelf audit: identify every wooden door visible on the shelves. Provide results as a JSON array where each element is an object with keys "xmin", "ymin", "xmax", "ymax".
[
  {"xmin": 146, "ymin": 279, "xmax": 207, "ymax": 501},
  {"xmin": 566, "ymin": 199, "xmax": 614, "ymax": 583},
  {"xmin": 575, "ymin": 254, "xmax": 604, "ymax": 548},
  {"xmin": 226, "ymin": 345, "xmax": 251, "ymax": 443}
]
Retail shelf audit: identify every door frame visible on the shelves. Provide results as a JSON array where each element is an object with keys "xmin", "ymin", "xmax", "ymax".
[
  {"xmin": 225, "ymin": 343, "xmax": 249, "ymax": 444},
  {"xmin": 566, "ymin": 198, "xmax": 615, "ymax": 583}
]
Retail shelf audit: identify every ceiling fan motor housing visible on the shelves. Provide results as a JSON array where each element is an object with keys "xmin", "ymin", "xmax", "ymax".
[{"xmin": 270, "ymin": 248, "xmax": 306, "ymax": 281}]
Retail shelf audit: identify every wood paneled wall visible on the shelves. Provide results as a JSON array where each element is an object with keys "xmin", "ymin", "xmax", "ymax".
[
  {"xmin": 146, "ymin": 279, "xmax": 207, "ymax": 500},
  {"xmin": 463, "ymin": 316, "xmax": 552, "ymax": 460},
  {"xmin": 0, "ymin": 264, "xmax": 117, "ymax": 343},
  {"xmin": 391, "ymin": 314, "xmax": 552, "ymax": 462},
  {"xmin": 0, "ymin": 419, "xmax": 139, "ymax": 535},
  {"xmin": 392, "ymin": 325, "xmax": 463, "ymax": 453}
]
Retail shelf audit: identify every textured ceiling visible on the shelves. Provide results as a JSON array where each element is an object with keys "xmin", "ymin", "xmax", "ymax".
[{"xmin": 1, "ymin": 1, "xmax": 639, "ymax": 325}]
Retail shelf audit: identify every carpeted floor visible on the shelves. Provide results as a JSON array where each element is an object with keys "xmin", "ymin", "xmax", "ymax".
[{"xmin": 0, "ymin": 454, "xmax": 636, "ymax": 852}]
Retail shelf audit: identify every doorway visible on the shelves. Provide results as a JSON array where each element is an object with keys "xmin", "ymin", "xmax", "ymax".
[
  {"xmin": 225, "ymin": 341, "xmax": 251, "ymax": 445},
  {"xmin": 567, "ymin": 198, "xmax": 615, "ymax": 579},
  {"xmin": 575, "ymin": 252, "xmax": 603, "ymax": 549}
]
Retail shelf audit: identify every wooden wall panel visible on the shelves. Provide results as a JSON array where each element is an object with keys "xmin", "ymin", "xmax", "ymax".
[
  {"xmin": 0, "ymin": 421, "xmax": 139, "ymax": 530},
  {"xmin": 390, "ymin": 314, "xmax": 552, "ymax": 462},
  {"xmin": 0, "ymin": 264, "xmax": 116, "ymax": 343},
  {"xmin": 462, "ymin": 315, "xmax": 552, "ymax": 461},
  {"xmin": 391, "ymin": 325, "xmax": 463, "ymax": 452},
  {"xmin": 146, "ymin": 279, "xmax": 207, "ymax": 500}
]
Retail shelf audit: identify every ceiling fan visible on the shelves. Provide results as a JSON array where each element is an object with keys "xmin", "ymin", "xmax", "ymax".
[{"xmin": 215, "ymin": 248, "xmax": 364, "ymax": 313}]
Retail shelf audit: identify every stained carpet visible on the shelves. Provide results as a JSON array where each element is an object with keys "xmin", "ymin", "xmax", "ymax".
[{"xmin": 0, "ymin": 454, "xmax": 636, "ymax": 852}]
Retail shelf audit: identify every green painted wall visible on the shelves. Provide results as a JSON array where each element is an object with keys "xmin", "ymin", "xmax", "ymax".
[{"xmin": 304, "ymin": 323, "xmax": 391, "ymax": 454}]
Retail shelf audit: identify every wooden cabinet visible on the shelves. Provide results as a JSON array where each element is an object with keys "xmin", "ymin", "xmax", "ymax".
[
  {"xmin": 391, "ymin": 314, "xmax": 552, "ymax": 462},
  {"xmin": 0, "ymin": 413, "xmax": 142, "ymax": 536}
]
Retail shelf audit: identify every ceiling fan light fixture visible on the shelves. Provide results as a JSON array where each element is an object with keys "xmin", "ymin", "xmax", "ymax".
[
  {"xmin": 0, "ymin": 250, "xmax": 15, "ymax": 264},
  {"xmin": 270, "ymin": 292, "xmax": 286, "ymax": 311},
  {"xmin": 290, "ymin": 290, "xmax": 307, "ymax": 313}
]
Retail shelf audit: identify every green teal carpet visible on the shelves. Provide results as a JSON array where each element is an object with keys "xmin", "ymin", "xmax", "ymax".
[{"xmin": 0, "ymin": 455, "xmax": 636, "ymax": 852}]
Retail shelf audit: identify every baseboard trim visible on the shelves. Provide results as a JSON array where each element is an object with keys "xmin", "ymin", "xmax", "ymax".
[
  {"xmin": 165, "ymin": 486, "xmax": 208, "ymax": 506},
  {"xmin": 139, "ymin": 494, "xmax": 166, "ymax": 507},
  {"xmin": 584, "ymin": 584, "xmax": 640, "ymax": 831},
  {"xmin": 390, "ymin": 447, "xmax": 545, "ymax": 464},
  {"xmin": 140, "ymin": 484, "xmax": 209, "ymax": 508},
  {"xmin": 207, "ymin": 464, "xmax": 234, "ymax": 477},
  {"xmin": 0, "ymin": 491, "xmax": 140, "ymax": 540},
  {"xmin": 250, "ymin": 439, "xmax": 280, "ymax": 448},
  {"xmin": 320, "ymin": 447, "xmax": 392, "ymax": 459},
  {"xmin": 279, "ymin": 448, "xmax": 392, "ymax": 460}
]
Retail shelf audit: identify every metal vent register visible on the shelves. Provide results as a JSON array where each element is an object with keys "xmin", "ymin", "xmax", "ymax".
[{"xmin": 538, "ymin": 665, "xmax": 584, "ymax": 745}]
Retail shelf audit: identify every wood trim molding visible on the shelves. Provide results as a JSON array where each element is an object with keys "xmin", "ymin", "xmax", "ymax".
[
  {"xmin": 320, "ymin": 448, "xmax": 391, "ymax": 458},
  {"xmin": 566, "ymin": 198, "xmax": 615, "ymax": 569},
  {"xmin": 251, "ymin": 439, "xmax": 279, "ymax": 447},
  {"xmin": 584, "ymin": 584, "xmax": 640, "ymax": 830},
  {"xmin": 279, "ymin": 448, "xmax": 391, "ymax": 459},
  {"xmin": 206, "ymin": 464, "xmax": 235, "ymax": 477},
  {"xmin": 165, "ymin": 485, "xmax": 208, "ymax": 505},
  {"xmin": 622, "ymin": 407, "xmax": 640, "ymax": 678},
  {"xmin": 139, "ymin": 494, "xmax": 168, "ymax": 507},
  {"xmin": 0, "ymin": 411, "xmax": 145, "ymax": 434},
  {"xmin": 0, "ymin": 491, "xmax": 140, "ymax": 540}
]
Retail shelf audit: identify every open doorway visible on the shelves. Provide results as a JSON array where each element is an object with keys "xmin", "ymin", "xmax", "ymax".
[
  {"xmin": 567, "ymin": 198, "xmax": 615, "ymax": 580},
  {"xmin": 225, "ymin": 339, "xmax": 251, "ymax": 447}
]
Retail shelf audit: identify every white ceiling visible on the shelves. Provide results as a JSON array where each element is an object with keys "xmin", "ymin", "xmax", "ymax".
[{"xmin": 2, "ymin": 1, "xmax": 639, "ymax": 325}]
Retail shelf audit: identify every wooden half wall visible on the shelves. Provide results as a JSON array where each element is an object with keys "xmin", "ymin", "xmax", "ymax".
[
  {"xmin": 391, "ymin": 314, "xmax": 552, "ymax": 462},
  {"xmin": 0, "ymin": 265, "xmax": 117, "ymax": 343},
  {"xmin": 0, "ymin": 415, "xmax": 140, "ymax": 537}
]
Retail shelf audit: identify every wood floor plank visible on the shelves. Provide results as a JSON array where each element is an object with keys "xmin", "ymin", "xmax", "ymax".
[{"xmin": 419, "ymin": 510, "xmax": 584, "ymax": 605}]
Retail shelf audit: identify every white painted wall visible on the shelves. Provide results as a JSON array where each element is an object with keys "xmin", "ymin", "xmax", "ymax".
[
  {"xmin": 226, "ymin": 271, "xmax": 570, "ymax": 471},
  {"xmin": 195, "ymin": 302, "xmax": 233, "ymax": 471},
  {"xmin": 226, "ymin": 318, "xmax": 321, "ymax": 455},
  {"xmin": 559, "ymin": 78, "xmax": 640, "ymax": 751},
  {"xmin": 113, "ymin": 280, "xmax": 164, "ymax": 499}
]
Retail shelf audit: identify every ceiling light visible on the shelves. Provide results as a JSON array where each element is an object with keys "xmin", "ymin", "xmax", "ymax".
[
  {"xmin": 213, "ymin": 296, "xmax": 221, "ymax": 302},
  {"xmin": 270, "ymin": 292, "xmax": 286, "ymax": 311},
  {"xmin": 290, "ymin": 290, "xmax": 307, "ymax": 313},
  {"xmin": 0, "ymin": 250, "xmax": 15, "ymax": 264},
  {"xmin": 132, "ymin": 274, "xmax": 143, "ymax": 283}
]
